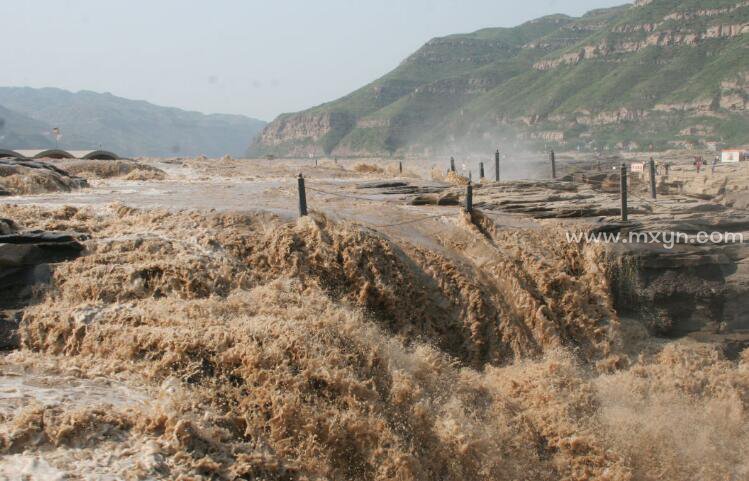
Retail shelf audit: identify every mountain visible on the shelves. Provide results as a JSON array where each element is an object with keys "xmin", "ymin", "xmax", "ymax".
[
  {"xmin": 0, "ymin": 87, "xmax": 266, "ymax": 157},
  {"xmin": 250, "ymin": 0, "xmax": 749, "ymax": 157},
  {"xmin": 0, "ymin": 105, "xmax": 55, "ymax": 149}
]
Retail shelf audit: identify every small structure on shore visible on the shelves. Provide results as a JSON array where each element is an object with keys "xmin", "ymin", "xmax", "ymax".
[{"xmin": 721, "ymin": 149, "xmax": 746, "ymax": 163}]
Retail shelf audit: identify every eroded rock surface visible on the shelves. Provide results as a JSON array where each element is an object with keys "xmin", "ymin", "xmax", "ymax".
[
  {"xmin": 0, "ymin": 159, "xmax": 88, "ymax": 196},
  {"xmin": 0, "ymin": 225, "xmax": 86, "ymax": 349}
]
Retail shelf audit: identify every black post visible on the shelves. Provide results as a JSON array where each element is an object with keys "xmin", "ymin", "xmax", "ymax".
[
  {"xmin": 649, "ymin": 157, "xmax": 657, "ymax": 200},
  {"xmin": 495, "ymin": 149, "xmax": 500, "ymax": 182},
  {"xmin": 550, "ymin": 150, "xmax": 556, "ymax": 179},
  {"xmin": 298, "ymin": 173, "xmax": 308, "ymax": 217},
  {"xmin": 620, "ymin": 163, "xmax": 628, "ymax": 222},
  {"xmin": 399, "ymin": 161, "xmax": 403, "ymax": 174},
  {"xmin": 465, "ymin": 181, "xmax": 473, "ymax": 213},
  {"xmin": 479, "ymin": 162, "xmax": 485, "ymax": 179},
  {"xmin": 450, "ymin": 156, "xmax": 456, "ymax": 172}
]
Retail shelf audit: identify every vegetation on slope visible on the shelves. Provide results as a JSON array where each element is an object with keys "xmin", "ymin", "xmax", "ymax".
[{"xmin": 252, "ymin": 0, "xmax": 749, "ymax": 157}]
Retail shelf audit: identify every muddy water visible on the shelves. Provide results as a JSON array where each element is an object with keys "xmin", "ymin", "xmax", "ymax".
[
  {"xmin": 0, "ymin": 159, "xmax": 443, "ymax": 224},
  {"xmin": 0, "ymin": 352, "xmax": 154, "ymax": 480},
  {"xmin": 0, "ymin": 158, "xmax": 747, "ymax": 480},
  {"xmin": 0, "ymin": 158, "xmax": 508, "ymax": 253},
  {"xmin": 0, "ymin": 360, "xmax": 145, "ymax": 416}
]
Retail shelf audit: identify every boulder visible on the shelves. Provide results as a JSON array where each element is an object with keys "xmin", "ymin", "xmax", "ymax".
[
  {"xmin": 0, "ymin": 218, "xmax": 17, "ymax": 235},
  {"xmin": 437, "ymin": 192, "xmax": 460, "ymax": 206},
  {"xmin": 0, "ymin": 228, "xmax": 86, "ymax": 350},
  {"xmin": 0, "ymin": 313, "xmax": 19, "ymax": 350},
  {"xmin": 607, "ymin": 241, "xmax": 749, "ymax": 337},
  {"xmin": 0, "ymin": 232, "xmax": 86, "ymax": 268},
  {"xmin": 0, "ymin": 158, "xmax": 88, "ymax": 195}
]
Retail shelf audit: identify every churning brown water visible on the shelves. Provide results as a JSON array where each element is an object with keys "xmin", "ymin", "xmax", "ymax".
[{"xmin": 1, "ymin": 198, "xmax": 747, "ymax": 480}]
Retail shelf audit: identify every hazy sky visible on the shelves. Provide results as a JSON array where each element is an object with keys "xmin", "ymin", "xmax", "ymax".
[{"xmin": 1, "ymin": 0, "xmax": 624, "ymax": 121}]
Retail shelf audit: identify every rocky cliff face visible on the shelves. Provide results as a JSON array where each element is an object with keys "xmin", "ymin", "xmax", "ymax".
[
  {"xmin": 251, "ymin": 0, "xmax": 749, "ymax": 157},
  {"xmin": 257, "ymin": 114, "xmax": 332, "ymax": 146},
  {"xmin": 534, "ymin": 23, "xmax": 749, "ymax": 71},
  {"xmin": 254, "ymin": 112, "xmax": 355, "ymax": 157}
]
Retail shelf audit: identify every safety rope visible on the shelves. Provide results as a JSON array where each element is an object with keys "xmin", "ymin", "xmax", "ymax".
[
  {"xmin": 303, "ymin": 181, "xmax": 462, "ymax": 228},
  {"xmin": 365, "ymin": 213, "xmax": 460, "ymax": 228},
  {"xmin": 305, "ymin": 185, "xmax": 382, "ymax": 202},
  {"xmin": 629, "ymin": 191, "xmax": 659, "ymax": 207},
  {"xmin": 296, "ymin": 163, "xmax": 699, "ymax": 225}
]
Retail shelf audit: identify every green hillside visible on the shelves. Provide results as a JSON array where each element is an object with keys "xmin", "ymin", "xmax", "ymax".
[
  {"xmin": 0, "ymin": 87, "xmax": 267, "ymax": 157},
  {"xmin": 251, "ymin": 0, "xmax": 749, "ymax": 157}
]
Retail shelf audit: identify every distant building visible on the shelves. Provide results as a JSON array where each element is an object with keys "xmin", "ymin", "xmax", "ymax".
[{"xmin": 721, "ymin": 149, "xmax": 746, "ymax": 163}]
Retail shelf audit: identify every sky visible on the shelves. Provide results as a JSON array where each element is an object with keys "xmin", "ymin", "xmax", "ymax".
[{"xmin": 1, "ymin": 0, "xmax": 625, "ymax": 121}]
